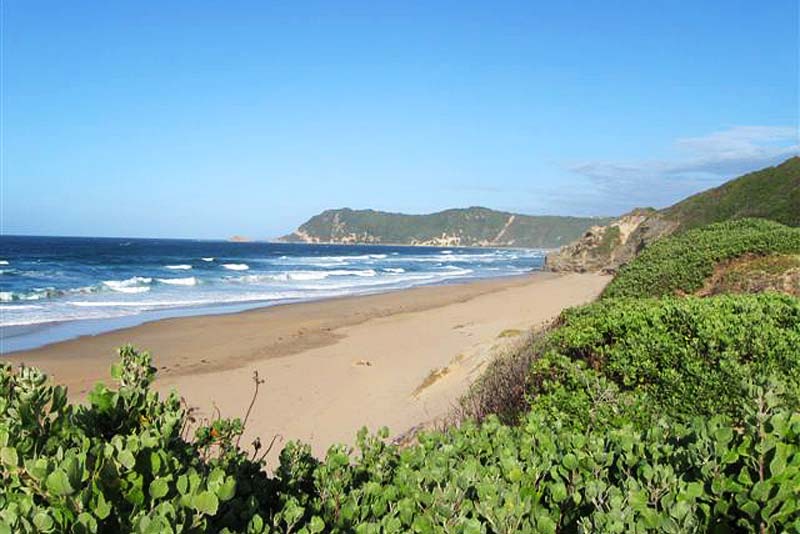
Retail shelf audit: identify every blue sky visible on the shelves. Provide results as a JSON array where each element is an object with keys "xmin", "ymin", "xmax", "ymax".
[{"xmin": 2, "ymin": 1, "xmax": 798, "ymax": 239}]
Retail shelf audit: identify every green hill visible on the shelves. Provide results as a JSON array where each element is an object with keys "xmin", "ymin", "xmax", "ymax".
[
  {"xmin": 280, "ymin": 207, "xmax": 611, "ymax": 248},
  {"xmin": 663, "ymin": 156, "xmax": 800, "ymax": 230},
  {"xmin": 547, "ymin": 157, "xmax": 800, "ymax": 272}
]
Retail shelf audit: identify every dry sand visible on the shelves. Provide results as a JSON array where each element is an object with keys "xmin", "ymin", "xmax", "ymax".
[{"xmin": 6, "ymin": 272, "xmax": 609, "ymax": 465}]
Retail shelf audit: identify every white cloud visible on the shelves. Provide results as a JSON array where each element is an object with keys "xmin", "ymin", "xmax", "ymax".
[{"xmin": 569, "ymin": 125, "xmax": 799, "ymax": 209}]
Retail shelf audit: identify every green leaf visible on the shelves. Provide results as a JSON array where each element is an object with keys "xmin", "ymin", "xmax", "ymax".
[
  {"xmin": 32, "ymin": 512, "xmax": 54, "ymax": 533},
  {"xmin": 309, "ymin": 516, "xmax": 325, "ymax": 533},
  {"xmin": 150, "ymin": 478, "xmax": 169, "ymax": 500},
  {"xmin": 536, "ymin": 513, "xmax": 557, "ymax": 534},
  {"xmin": 463, "ymin": 518, "xmax": 482, "ymax": 534},
  {"xmin": 193, "ymin": 491, "xmax": 219, "ymax": 516},
  {"xmin": 110, "ymin": 363, "xmax": 122, "ymax": 380},
  {"xmin": 118, "ymin": 450, "xmax": 136, "ymax": 470},
  {"xmin": 562, "ymin": 452, "xmax": 578, "ymax": 470},
  {"xmin": 248, "ymin": 514, "xmax": 264, "ymax": 534},
  {"xmin": 207, "ymin": 468, "xmax": 225, "ymax": 492},
  {"xmin": 550, "ymin": 481, "xmax": 568, "ymax": 503},
  {"xmin": 94, "ymin": 491, "xmax": 112, "ymax": 520},
  {"xmin": 149, "ymin": 452, "xmax": 162, "ymax": 475},
  {"xmin": 74, "ymin": 512, "xmax": 98, "ymax": 534},
  {"xmin": 684, "ymin": 481, "xmax": 704, "ymax": 499},
  {"xmin": 216, "ymin": 477, "xmax": 236, "ymax": 502},
  {"xmin": 0, "ymin": 447, "xmax": 18, "ymax": 467},
  {"xmin": 769, "ymin": 443, "xmax": 788, "ymax": 476},
  {"xmin": 45, "ymin": 469, "xmax": 74, "ymax": 496}
]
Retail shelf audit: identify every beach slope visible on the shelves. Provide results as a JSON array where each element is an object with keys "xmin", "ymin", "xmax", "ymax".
[{"xmin": 9, "ymin": 272, "xmax": 609, "ymax": 463}]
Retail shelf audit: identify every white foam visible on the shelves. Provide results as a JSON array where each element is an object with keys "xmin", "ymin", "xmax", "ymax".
[
  {"xmin": 441, "ymin": 250, "xmax": 453, "ymax": 254},
  {"xmin": 201, "ymin": 257, "xmax": 215, "ymax": 262},
  {"xmin": 102, "ymin": 277, "xmax": 152, "ymax": 294},
  {"xmin": 289, "ymin": 269, "xmax": 377, "ymax": 281},
  {"xmin": 229, "ymin": 273, "xmax": 287, "ymax": 283},
  {"xmin": 0, "ymin": 260, "xmax": 8, "ymax": 265},
  {"xmin": 328, "ymin": 269, "xmax": 377, "ymax": 277},
  {"xmin": 0, "ymin": 292, "xmax": 13, "ymax": 302},
  {"xmin": 107, "ymin": 286, "xmax": 150, "ymax": 294},
  {"xmin": 383, "ymin": 267, "xmax": 406, "ymax": 273},
  {"xmin": 165, "ymin": 264, "xmax": 193, "ymax": 270},
  {"xmin": 67, "ymin": 291, "xmax": 307, "ymax": 309},
  {"xmin": 69, "ymin": 300, "xmax": 199, "ymax": 308},
  {"xmin": 222, "ymin": 263, "xmax": 250, "ymax": 271},
  {"xmin": 286, "ymin": 271, "xmax": 328, "ymax": 281},
  {"xmin": 0, "ymin": 304, "xmax": 42, "ymax": 310},
  {"xmin": 157, "ymin": 276, "xmax": 197, "ymax": 286},
  {"xmin": 287, "ymin": 254, "xmax": 382, "ymax": 262}
]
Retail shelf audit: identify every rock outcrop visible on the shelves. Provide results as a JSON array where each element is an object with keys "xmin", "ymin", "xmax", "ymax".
[
  {"xmin": 546, "ymin": 210, "xmax": 677, "ymax": 273},
  {"xmin": 547, "ymin": 157, "xmax": 800, "ymax": 273}
]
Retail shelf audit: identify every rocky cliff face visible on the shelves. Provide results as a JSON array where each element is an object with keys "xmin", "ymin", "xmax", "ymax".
[{"xmin": 546, "ymin": 210, "xmax": 678, "ymax": 273}]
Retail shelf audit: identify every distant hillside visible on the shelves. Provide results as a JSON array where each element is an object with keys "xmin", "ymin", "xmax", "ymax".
[
  {"xmin": 547, "ymin": 157, "xmax": 800, "ymax": 272},
  {"xmin": 663, "ymin": 156, "xmax": 800, "ymax": 230},
  {"xmin": 280, "ymin": 207, "xmax": 611, "ymax": 248}
]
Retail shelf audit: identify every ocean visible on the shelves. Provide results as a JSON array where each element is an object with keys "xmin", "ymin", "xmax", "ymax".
[{"xmin": 0, "ymin": 236, "xmax": 545, "ymax": 353}]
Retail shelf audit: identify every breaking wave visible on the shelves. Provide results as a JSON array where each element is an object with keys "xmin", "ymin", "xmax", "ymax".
[
  {"xmin": 222, "ymin": 263, "xmax": 250, "ymax": 271},
  {"xmin": 102, "ymin": 277, "xmax": 153, "ymax": 294},
  {"xmin": 157, "ymin": 277, "xmax": 198, "ymax": 286}
]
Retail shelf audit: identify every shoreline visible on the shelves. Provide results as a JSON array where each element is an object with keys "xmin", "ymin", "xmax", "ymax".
[
  {"xmin": 1, "ymin": 272, "xmax": 536, "ymax": 354},
  {"xmin": 5, "ymin": 271, "xmax": 610, "ymax": 465}
]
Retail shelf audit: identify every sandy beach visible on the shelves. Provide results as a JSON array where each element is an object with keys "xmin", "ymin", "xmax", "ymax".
[{"xmin": 7, "ymin": 272, "xmax": 609, "ymax": 465}]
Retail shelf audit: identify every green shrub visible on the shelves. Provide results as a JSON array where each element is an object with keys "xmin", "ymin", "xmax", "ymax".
[
  {"xmin": 603, "ymin": 218, "xmax": 800, "ymax": 299},
  {"xmin": 2, "ymin": 297, "xmax": 800, "ymax": 532},
  {"xmin": 542, "ymin": 293, "xmax": 800, "ymax": 421},
  {"xmin": 0, "ymin": 346, "xmax": 276, "ymax": 534}
]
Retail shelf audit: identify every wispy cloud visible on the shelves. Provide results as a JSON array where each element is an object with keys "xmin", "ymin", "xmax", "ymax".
[{"xmin": 569, "ymin": 126, "xmax": 799, "ymax": 209}]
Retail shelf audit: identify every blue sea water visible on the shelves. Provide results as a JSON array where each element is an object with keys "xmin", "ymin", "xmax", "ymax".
[{"xmin": 0, "ymin": 236, "xmax": 545, "ymax": 353}]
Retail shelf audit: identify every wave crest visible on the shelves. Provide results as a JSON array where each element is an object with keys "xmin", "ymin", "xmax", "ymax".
[
  {"xmin": 222, "ymin": 263, "xmax": 250, "ymax": 271},
  {"xmin": 157, "ymin": 277, "xmax": 198, "ymax": 286},
  {"xmin": 102, "ymin": 277, "xmax": 153, "ymax": 294}
]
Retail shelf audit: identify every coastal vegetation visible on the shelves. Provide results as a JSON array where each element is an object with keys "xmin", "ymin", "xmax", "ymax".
[
  {"xmin": 547, "ymin": 157, "xmax": 800, "ymax": 273},
  {"xmin": 662, "ymin": 156, "xmax": 800, "ymax": 231},
  {"xmin": 280, "ymin": 207, "xmax": 611, "ymax": 248},
  {"xmin": 3, "ymin": 161, "xmax": 800, "ymax": 532},
  {"xmin": 603, "ymin": 218, "xmax": 800, "ymax": 299},
  {"xmin": 3, "ymin": 290, "xmax": 799, "ymax": 532}
]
